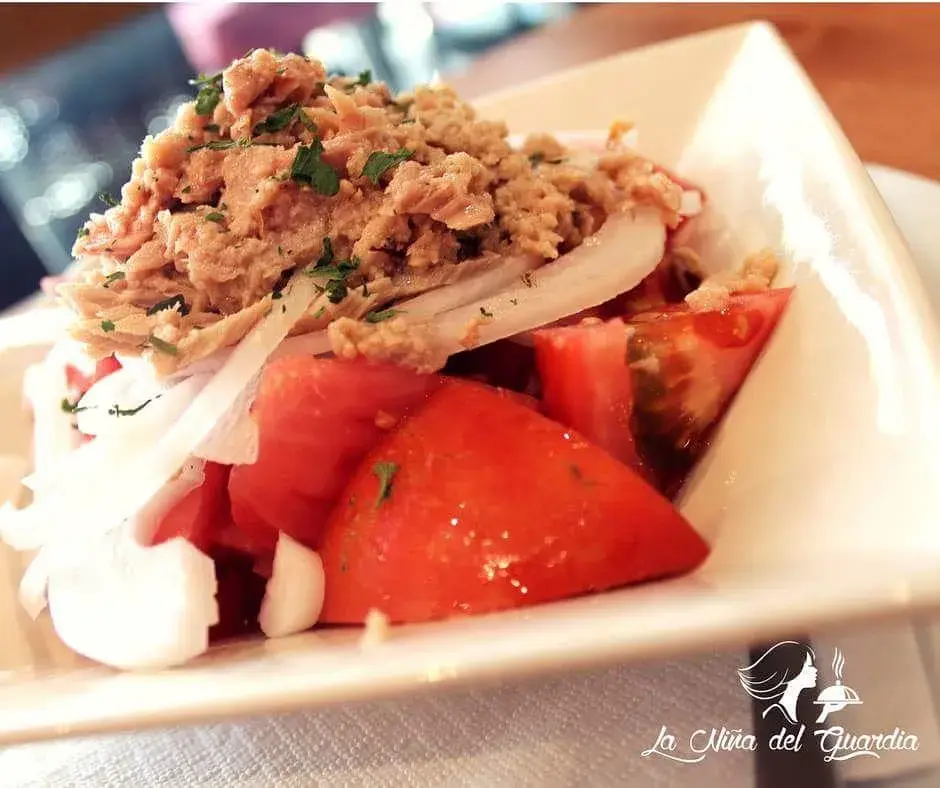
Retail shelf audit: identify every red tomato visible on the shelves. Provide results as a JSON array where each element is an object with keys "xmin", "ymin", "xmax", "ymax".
[
  {"xmin": 151, "ymin": 462, "xmax": 231, "ymax": 553},
  {"xmin": 628, "ymin": 288, "xmax": 793, "ymax": 490},
  {"xmin": 534, "ymin": 319, "xmax": 644, "ymax": 474},
  {"xmin": 228, "ymin": 357, "xmax": 440, "ymax": 553},
  {"xmin": 318, "ymin": 380, "xmax": 708, "ymax": 624},
  {"xmin": 65, "ymin": 356, "xmax": 121, "ymax": 397}
]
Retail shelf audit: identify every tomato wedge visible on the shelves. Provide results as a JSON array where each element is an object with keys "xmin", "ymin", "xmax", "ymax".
[
  {"xmin": 318, "ymin": 380, "xmax": 708, "ymax": 624},
  {"xmin": 534, "ymin": 319, "xmax": 644, "ymax": 474},
  {"xmin": 628, "ymin": 288, "xmax": 793, "ymax": 490},
  {"xmin": 228, "ymin": 357, "xmax": 439, "ymax": 553}
]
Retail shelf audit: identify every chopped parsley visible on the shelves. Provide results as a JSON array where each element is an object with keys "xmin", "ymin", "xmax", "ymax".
[
  {"xmin": 272, "ymin": 287, "xmax": 283, "ymax": 300},
  {"xmin": 100, "ymin": 320, "xmax": 115, "ymax": 333},
  {"xmin": 187, "ymin": 139, "xmax": 241, "ymax": 153},
  {"xmin": 479, "ymin": 306, "xmax": 494, "ymax": 318},
  {"xmin": 108, "ymin": 399, "xmax": 152, "ymax": 417},
  {"xmin": 361, "ymin": 148, "xmax": 412, "ymax": 184},
  {"xmin": 509, "ymin": 298, "xmax": 519, "ymax": 306},
  {"xmin": 98, "ymin": 192, "xmax": 119, "ymax": 208},
  {"xmin": 307, "ymin": 257, "xmax": 359, "ymax": 280},
  {"xmin": 371, "ymin": 460, "xmax": 399, "ymax": 508},
  {"xmin": 290, "ymin": 139, "xmax": 340, "ymax": 196},
  {"xmin": 190, "ymin": 72, "xmax": 223, "ymax": 116},
  {"xmin": 313, "ymin": 306, "xmax": 326, "ymax": 319},
  {"xmin": 316, "ymin": 237, "xmax": 334, "ymax": 267},
  {"xmin": 181, "ymin": 185, "xmax": 192, "ymax": 194},
  {"xmin": 60, "ymin": 398, "xmax": 87, "ymax": 415},
  {"xmin": 521, "ymin": 271, "xmax": 535, "ymax": 288},
  {"xmin": 205, "ymin": 211, "xmax": 225, "ymax": 223},
  {"xmin": 365, "ymin": 308, "xmax": 399, "ymax": 323},
  {"xmin": 253, "ymin": 103, "xmax": 300, "ymax": 135},
  {"xmin": 352, "ymin": 69, "xmax": 371, "ymax": 88},
  {"xmin": 324, "ymin": 279, "xmax": 348, "ymax": 304},
  {"xmin": 148, "ymin": 335, "xmax": 179, "ymax": 355},
  {"xmin": 103, "ymin": 271, "xmax": 125, "ymax": 287},
  {"xmin": 528, "ymin": 152, "xmax": 563, "ymax": 166},
  {"xmin": 146, "ymin": 294, "xmax": 189, "ymax": 316},
  {"xmin": 76, "ymin": 226, "xmax": 90, "ymax": 239}
]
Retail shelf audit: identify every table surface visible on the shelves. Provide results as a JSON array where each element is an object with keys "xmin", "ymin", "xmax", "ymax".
[{"xmin": 450, "ymin": 3, "xmax": 940, "ymax": 182}]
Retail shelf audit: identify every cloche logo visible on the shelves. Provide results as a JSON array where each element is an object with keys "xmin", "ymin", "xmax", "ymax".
[
  {"xmin": 737, "ymin": 641, "xmax": 862, "ymax": 726},
  {"xmin": 641, "ymin": 641, "xmax": 919, "ymax": 764}
]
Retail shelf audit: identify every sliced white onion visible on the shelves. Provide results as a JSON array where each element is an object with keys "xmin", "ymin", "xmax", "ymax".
[
  {"xmin": 258, "ymin": 533, "xmax": 324, "ymax": 638},
  {"xmin": 45, "ymin": 527, "xmax": 218, "ymax": 669},
  {"xmin": 0, "ymin": 272, "xmax": 318, "ymax": 592},
  {"xmin": 194, "ymin": 372, "xmax": 260, "ymax": 465},
  {"xmin": 430, "ymin": 206, "xmax": 666, "ymax": 356},
  {"xmin": 395, "ymin": 255, "xmax": 541, "ymax": 318}
]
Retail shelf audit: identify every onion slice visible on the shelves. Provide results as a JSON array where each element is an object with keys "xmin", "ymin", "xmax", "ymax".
[
  {"xmin": 45, "ymin": 527, "xmax": 218, "ymax": 669},
  {"xmin": 431, "ymin": 206, "xmax": 666, "ymax": 356},
  {"xmin": 258, "ymin": 533, "xmax": 325, "ymax": 638},
  {"xmin": 0, "ymin": 272, "xmax": 319, "ymax": 590},
  {"xmin": 394, "ymin": 254, "xmax": 541, "ymax": 318}
]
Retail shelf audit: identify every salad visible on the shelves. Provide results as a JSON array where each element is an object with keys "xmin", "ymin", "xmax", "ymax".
[{"xmin": 0, "ymin": 50, "xmax": 791, "ymax": 670}]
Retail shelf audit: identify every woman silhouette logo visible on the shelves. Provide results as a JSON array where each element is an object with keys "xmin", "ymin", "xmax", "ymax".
[{"xmin": 737, "ymin": 641, "xmax": 818, "ymax": 725}]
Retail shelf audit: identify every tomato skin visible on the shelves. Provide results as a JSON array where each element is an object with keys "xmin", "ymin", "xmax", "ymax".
[
  {"xmin": 534, "ymin": 319, "xmax": 644, "ymax": 474},
  {"xmin": 151, "ymin": 462, "xmax": 231, "ymax": 553},
  {"xmin": 228, "ymin": 357, "xmax": 440, "ymax": 553},
  {"xmin": 318, "ymin": 380, "xmax": 708, "ymax": 624}
]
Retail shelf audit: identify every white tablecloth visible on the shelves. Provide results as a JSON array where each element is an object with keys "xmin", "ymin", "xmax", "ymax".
[{"xmin": 1, "ymin": 166, "xmax": 940, "ymax": 788}]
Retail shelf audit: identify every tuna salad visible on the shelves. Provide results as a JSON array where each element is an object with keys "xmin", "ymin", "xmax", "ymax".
[
  {"xmin": 64, "ymin": 49, "xmax": 688, "ymax": 374},
  {"xmin": 1, "ymin": 50, "xmax": 792, "ymax": 671}
]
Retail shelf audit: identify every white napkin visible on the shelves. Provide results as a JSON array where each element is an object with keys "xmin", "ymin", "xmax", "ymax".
[{"xmin": 0, "ymin": 650, "xmax": 757, "ymax": 788}]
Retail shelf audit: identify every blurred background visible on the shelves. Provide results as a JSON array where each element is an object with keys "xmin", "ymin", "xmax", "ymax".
[{"xmin": 0, "ymin": 2, "xmax": 577, "ymax": 309}]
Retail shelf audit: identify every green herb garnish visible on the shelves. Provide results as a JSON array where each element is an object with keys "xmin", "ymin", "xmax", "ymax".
[
  {"xmin": 100, "ymin": 320, "xmax": 115, "ymax": 333},
  {"xmin": 365, "ymin": 308, "xmax": 399, "ymax": 323},
  {"xmin": 61, "ymin": 398, "xmax": 88, "ymax": 415},
  {"xmin": 98, "ymin": 192, "xmax": 119, "ymax": 208},
  {"xmin": 108, "ymin": 399, "xmax": 152, "ymax": 417},
  {"xmin": 290, "ymin": 139, "xmax": 340, "ymax": 196},
  {"xmin": 205, "ymin": 211, "xmax": 225, "ymax": 223},
  {"xmin": 361, "ymin": 148, "xmax": 412, "ymax": 185},
  {"xmin": 352, "ymin": 69, "xmax": 371, "ymax": 88},
  {"xmin": 146, "ymin": 294, "xmax": 189, "ymax": 316},
  {"xmin": 180, "ymin": 185, "xmax": 192, "ymax": 194},
  {"xmin": 76, "ymin": 226, "xmax": 90, "ymax": 239},
  {"xmin": 103, "ymin": 271, "xmax": 125, "ymax": 287},
  {"xmin": 372, "ymin": 460, "xmax": 399, "ymax": 508},
  {"xmin": 316, "ymin": 237, "xmax": 333, "ymax": 267},
  {"xmin": 253, "ymin": 103, "xmax": 299, "ymax": 135},
  {"xmin": 324, "ymin": 279, "xmax": 347, "ymax": 304},
  {"xmin": 148, "ymin": 335, "xmax": 179, "ymax": 355},
  {"xmin": 313, "ymin": 306, "xmax": 326, "ymax": 319},
  {"xmin": 521, "ymin": 271, "xmax": 534, "ymax": 288},
  {"xmin": 190, "ymin": 72, "xmax": 223, "ymax": 117},
  {"xmin": 187, "ymin": 139, "xmax": 240, "ymax": 153}
]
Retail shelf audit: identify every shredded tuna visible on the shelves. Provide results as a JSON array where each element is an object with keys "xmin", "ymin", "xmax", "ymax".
[
  {"xmin": 685, "ymin": 249, "xmax": 781, "ymax": 312},
  {"xmin": 63, "ymin": 50, "xmax": 689, "ymax": 373},
  {"xmin": 328, "ymin": 316, "xmax": 447, "ymax": 373}
]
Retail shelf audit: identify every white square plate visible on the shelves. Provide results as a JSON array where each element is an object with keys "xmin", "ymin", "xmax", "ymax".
[{"xmin": 2, "ymin": 21, "xmax": 940, "ymax": 745}]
